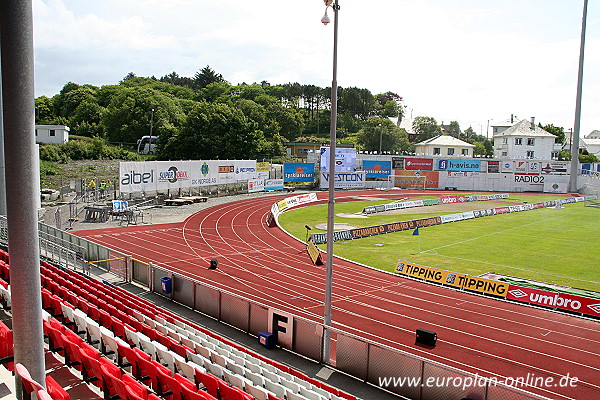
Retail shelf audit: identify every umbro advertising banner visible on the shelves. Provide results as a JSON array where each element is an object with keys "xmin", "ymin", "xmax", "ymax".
[{"xmin": 506, "ymin": 285, "xmax": 600, "ymax": 318}]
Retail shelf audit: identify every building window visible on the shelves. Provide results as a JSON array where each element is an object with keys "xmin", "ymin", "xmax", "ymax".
[
  {"xmin": 49, "ymin": 130, "xmax": 56, "ymax": 137},
  {"xmin": 515, "ymin": 138, "xmax": 522, "ymax": 145},
  {"xmin": 433, "ymin": 148, "xmax": 441, "ymax": 155},
  {"xmin": 527, "ymin": 138, "xmax": 535, "ymax": 146},
  {"xmin": 461, "ymin": 148, "xmax": 469, "ymax": 156},
  {"xmin": 447, "ymin": 148, "xmax": 454, "ymax": 155},
  {"xmin": 551, "ymin": 151, "xmax": 559, "ymax": 159},
  {"xmin": 527, "ymin": 150, "xmax": 534, "ymax": 158},
  {"xmin": 502, "ymin": 138, "xmax": 507, "ymax": 144},
  {"xmin": 502, "ymin": 152, "xmax": 508, "ymax": 156},
  {"xmin": 35, "ymin": 129, "xmax": 38, "ymax": 136}
]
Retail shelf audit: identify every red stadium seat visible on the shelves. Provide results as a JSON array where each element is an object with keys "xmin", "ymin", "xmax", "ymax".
[
  {"xmin": 45, "ymin": 375, "xmax": 71, "ymax": 400},
  {"xmin": 0, "ymin": 321, "xmax": 14, "ymax": 370},
  {"xmin": 15, "ymin": 363, "xmax": 44, "ymax": 395},
  {"xmin": 123, "ymin": 373, "xmax": 149, "ymax": 400},
  {"xmin": 155, "ymin": 364, "xmax": 181, "ymax": 400},
  {"xmin": 100, "ymin": 363, "xmax": 127, "ymax": 400},
  {"xmin": 194, "ymin": 370, "xmax": 220, "ymax": 398},
  {"xmin": 135, "ymin": 352, "xmax": 161, "ymax": 389},
  {"xmin": 78, "ymin": 345, "xmax": 102, "ymax": 386}
]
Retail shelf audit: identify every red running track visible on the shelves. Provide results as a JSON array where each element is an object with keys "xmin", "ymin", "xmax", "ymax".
[{"xmin": 74, "ymin": 191, "xmax": 600, "ymax": 400}]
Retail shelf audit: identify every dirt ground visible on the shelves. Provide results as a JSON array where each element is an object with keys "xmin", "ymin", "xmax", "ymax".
[{"xmin": 43, "ymin": 159, "xmax": 120, "ymax": 190}]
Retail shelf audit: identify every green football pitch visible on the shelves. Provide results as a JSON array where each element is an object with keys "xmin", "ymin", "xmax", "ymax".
[{"xmin": 278, "ymin": 194, "xmax": 600, "ymax": 293}]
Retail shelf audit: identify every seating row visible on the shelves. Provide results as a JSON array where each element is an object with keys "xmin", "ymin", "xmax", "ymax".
[{"xmin": 1, "ymin": 249, "xmax": 359, "ymax": 400}]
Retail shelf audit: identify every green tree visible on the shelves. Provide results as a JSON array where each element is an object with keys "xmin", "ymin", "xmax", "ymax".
[
  {"xmin": 357, "ymin": 117, "xmax": 411, "ymax": 154},
  {"xmin": 412, "ymin": 116, "xmax": 441, "ymax": 143},
  {"xmin": 161, "ymin": 101, "xmax": 264, "ymax": 160},
  {"xmin": 194, "ymin": 65, "xmax": 226, "ymax": 91},
  {"xmin": 579, "ymin": 149, "xmax": 599, "ymax": 163},
  {"xmin": 447, "ymin": 121, "xmax": 461, "ymax": 138},
  {"xmin": 540, "ymin": 123, "xmax": 566, "ymax": 146}
]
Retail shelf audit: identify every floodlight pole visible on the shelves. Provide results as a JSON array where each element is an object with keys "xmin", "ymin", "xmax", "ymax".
[
  {"xmin": 568, "ymin": 0, "xmax": 588, "ymax": 193},
  {"xmin": 322, "ymin": 0, "xmax": 339, "ymax": 365},
  {"xmin": 0, "ymin": 0, "xmax": 47, "ymax": 394}
]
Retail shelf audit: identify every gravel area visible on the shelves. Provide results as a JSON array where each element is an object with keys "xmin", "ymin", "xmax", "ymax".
[{"xmin": 40, "ymin": 191, "xmax": 297, "ymax": 232}]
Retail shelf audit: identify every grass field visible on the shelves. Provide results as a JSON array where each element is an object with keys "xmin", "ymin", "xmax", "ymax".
[{"xmin": 278, "ymin": 194, "xmax": 600, "ymax": 293}]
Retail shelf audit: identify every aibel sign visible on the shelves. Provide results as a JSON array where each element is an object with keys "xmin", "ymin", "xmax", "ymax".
[
  {"xmin": 121, "ymin": 170, "xmax": 154, "ymax": 185},
  {"xmin": 320, "ymin": 172, "xmax": 366, "ymax": 189}
]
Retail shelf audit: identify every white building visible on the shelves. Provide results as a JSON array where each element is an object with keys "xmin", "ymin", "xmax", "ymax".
[
  {"xmin": 414, "ymin": 135, "xmax": 475, "ymax": 157},
  {"xmin": 35, "ymin": 125, "xmax": 69, "ymax": 145},
  {"xmin": 492, "ymin": 118, "xmax": 558, "ymax": 159},
  {"xmin": 581, "ymin": 130, "xmax": 600, "ymax": 157}
]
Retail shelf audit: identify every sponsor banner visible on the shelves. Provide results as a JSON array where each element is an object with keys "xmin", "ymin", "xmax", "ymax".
[
  {"xmin": 192, "ymin": 161, "xmax": 219, "ymax": 186},
  {"xmin": 120, "ymin": 161, "xmax": 155, "ymax": 194},
  {"xmin": 422, "ymin": 199, "xmax": 441, "ymax": 206},
  {"xmin": 156, "ymin": 161, "xmax": 192, "ymax": 190},
  {"xmin": 320, "ymin": 147, "xmax": 357, "ymax": 172},
  {"xmin": 460, "ymin": 276, "xmax": 509, "ymax": 297},
  {"xmin": 248, "ymin": 179, "xmax": 264, "ymax": 193},
  {"xmin": 349, "ymin": 216, "xmax": 442, "ymax": 239},
  {"xmin": 284, "ymin": 163, "xmax": 315, "ymax": 183},
  {"xmin": 311, "ymin": 230, "xmax": 353, "ymax": 245},
  {"xmin": 265, "ymin": 179, "xmax": 284, "ymax": 191},
  {"xmin": 487, "ymin": 161, "xmax": 500, "ymax": 173},
  {"xmin": 528, "ymin": 161, "xmax": 540, "ymax": 174},
  {"xmin": 500, "ymin": 160, "xmax": 513, "ymax": 173},
  {"xmin": 392, "ymin": 157, "xmax": 405, "ymax": 170},
  {"xmin": 307, "ymin": 239, "xmax": 323, "ymax": 265},
  {"xmin": 404, "ymin": 158, "xmax": 433, "ymax": 171},
  {"xmin": 541, "ymin": 161, "xmax": 569, "ymax": 174},
  {"xmin": 515, "ymin": 174, "xmax": 544, "ymax": 184},
  {"xmin": 395, "ymin": 261, "xmax": 507, "ymax": 297},
  {"xmin": 437, "ymin": 159, "xmax": 481, "ymax": 172},
  {"xmin": 514, "ymin": 161, "xmax": 528, "ymax": 173},
  {"xmin": 320, "ymin": 172, "xmax": 366, "ymax": 189},
  {"xmin": 393, "ymin": 171, "xmax": 439, "ymax": 189},
  {"xmin": 395, "ymin": 261, "xmax": 463, "ymax": 288},
  {"xmin": 385, "ymin": 200, "xmax": 424, "ymax": 211},
  {"xmin": 466, "ymin": 194, "xmax": 509, "ymax": 201},
  {"xmin": 440, "ymin": 195, "xmax": 467, "ymax": 204},
  {"xmin": 256, "ymin": 162, "xmax": 270, "ymax": 172},
  {"xmin": 506, "ymin": 285, "xmax": 600, "ymax": 318},
  {"xmin": 363, "ymin": 160, "xmax": 392, "ymax": 178},
  {"xmin": 493, "ymin": 206, "xmax": 511, "ymax": 215},
  {"xmin": 271, "ymin": 193, "xmax": 318, "ymax": 218},
  {"xmin": 234, "ymin": 160, "xmax": 258, "ymax": 181}
]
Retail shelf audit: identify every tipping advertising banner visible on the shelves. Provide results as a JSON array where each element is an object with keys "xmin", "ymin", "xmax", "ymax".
[
  {"xmin": 395, "ymin": 261, "xmax": 464, "ymax": 288},
  {"xmin": 395, "ymin": 261, "xmax": 508, "ymax": 297}
]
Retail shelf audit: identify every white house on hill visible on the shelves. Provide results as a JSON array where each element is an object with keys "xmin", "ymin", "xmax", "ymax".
[
  {"xmin": 414, "ymin": 135, "xmax": 475, "ymax": 157},
  {"xmin": 35, "ymin": 125, "xmax": 69, "ymax": 145},
  {"xmin": 582, "ymin": 130, "xmax": 600, "ymax": 157},
  {"xmin": 492, "ymin": 118, "xmax": 557, "ymax": 159}
]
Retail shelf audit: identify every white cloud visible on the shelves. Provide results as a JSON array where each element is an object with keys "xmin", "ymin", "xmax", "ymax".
[{"xmin": 31, "ymin": 0, "xmax": 600, "ymax": 135}]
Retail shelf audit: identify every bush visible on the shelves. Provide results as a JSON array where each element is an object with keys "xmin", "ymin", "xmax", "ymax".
[{"xmin": 39, "ymin": 138, "xmax": 141, "ymax": 162}]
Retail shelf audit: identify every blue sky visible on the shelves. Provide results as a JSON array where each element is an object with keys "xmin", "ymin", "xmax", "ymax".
[{"xmin": 33, "ymin": 0, "xmax": 600, "ymax": 137}]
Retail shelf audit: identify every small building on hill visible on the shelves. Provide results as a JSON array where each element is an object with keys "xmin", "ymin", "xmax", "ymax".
[
  {"xmin": 35, "ymin": 125, "xmax": 70, "ymax": 145},
  {"xmin": 414, "ymin": 135, "xmax": 475, "ymax": 157}
]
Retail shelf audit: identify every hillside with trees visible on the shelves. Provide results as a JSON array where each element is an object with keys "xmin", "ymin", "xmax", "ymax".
[{"xmin": 36, "ymin": 66, "xmax": 414, "ymax": 160}]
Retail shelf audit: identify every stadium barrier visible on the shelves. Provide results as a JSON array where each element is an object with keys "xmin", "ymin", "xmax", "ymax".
[
  {"xmin": 129, "ymin": 262, "xmax": 552, "ymax": 400},
  {"xmin": 0, "ymin": 216, "xmax": 130, "ymax": 280},
  {"xmin": 312, "ymin": 196, "xmax": 594, "ymax": 245}
]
